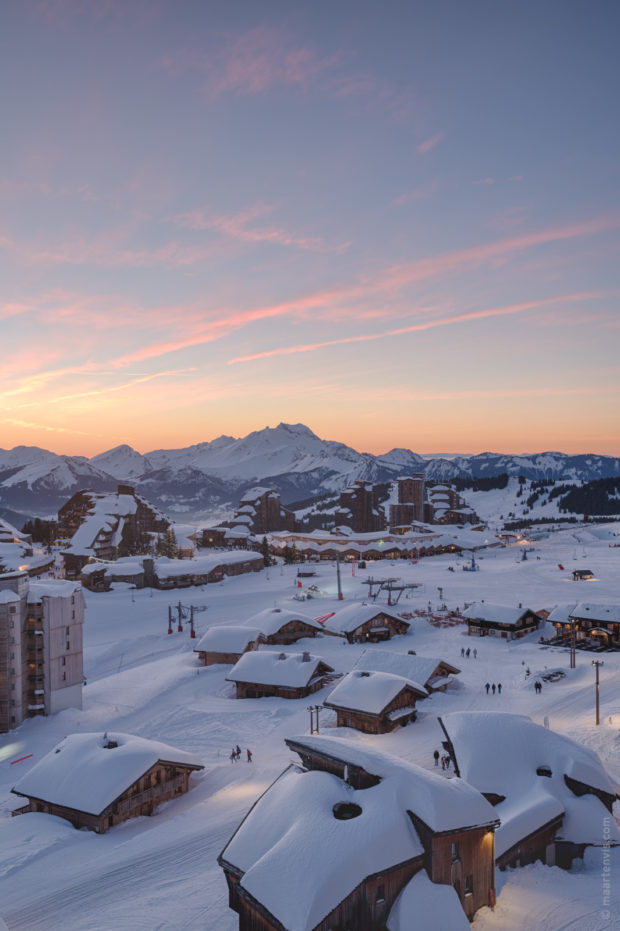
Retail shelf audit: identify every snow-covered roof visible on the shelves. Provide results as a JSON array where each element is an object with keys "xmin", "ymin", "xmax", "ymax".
[
  {"xmin": 155, "ymin": 551, "xmax": 263, "ymax": 578},
  {"xmin": 546, "ymin": 603, "xmax": 578, "ymax": 623},
  {"xmin": 0, "ymin": 588, "xmax": 21, "ymax": 604},
  {"xmin": 288, "ymin": 735, "xmax": 498, "ymax": 834},
  {"xmin": 222, "ymin": 764, "xmax": 424, "ymax": 931},
  {"xmin": 353, "ymin": 648, "xmax": 459, "ymax": 689},
  {"xmin": 324, "ymin": 670, "xmax": 427, "ymax": 714},
  {"xmin": 226, "ymin": 651, "xmax": 333, "ymax": 688},
  {"xmin": 28, "ymin": 580, "xmax": 82, "ymax": 602},
  {"xmin": 321, "ymin": 602, "xmax": 409, "ymax": 635},
  {"xmin": 244, "ymin": 606, "xmax": 324, "ymax": 636},
  {"xmin": 194, "ymin": 626, "xmax": 262, "ymax": 654},
  {"xmin": 461, "ymin": 602, "xmax": 539, "ymax": 625},
  {"xmin": 570, "ymin": 603, "xmax": 620, "ymax": 624},
  {"xmin": 387, "ymin": 868, "xmax": 469, "ymax": 931},
  {"xmin": 12, "ymin": 733, "xmax": 203, "ymax": 816},
  {"xmin": 440, "ymin": 712, "xmax": 620, "ymax": 855},
  {"xmin": 222, "ymin": 736, "xmax": 496, "ymax": 931}
]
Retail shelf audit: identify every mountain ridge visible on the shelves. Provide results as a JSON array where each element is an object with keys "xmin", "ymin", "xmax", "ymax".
[{"xmin": 1, "ymin": 423, "xmax": 619, "ymax": 523}]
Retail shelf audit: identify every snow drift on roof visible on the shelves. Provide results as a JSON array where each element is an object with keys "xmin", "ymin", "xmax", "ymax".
[
  {"xmin": 353, "ymin": 648, "xmax": 459, "ymax": 688},
  {"xmin": 12, "ymin": 733, "xmax": 203, "ymax": 816},
  {"xmin": 226, "ymin": 651, "xmax": 333, "ymax": 688},
  {"xmin": 194, "ymin": 626, "xmax": 262, "ymax": 654},
  {"xmin": 325, "ymin": 670, "xmax": 427, "ymax": 714}
]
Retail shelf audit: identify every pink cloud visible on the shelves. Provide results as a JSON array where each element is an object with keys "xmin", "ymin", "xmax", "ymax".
[
  {"xmin": 227, "ymin": 290, "xmax": 619, "ymax": 364},
  {"xmin": 173, "ymin": 203, "xmax": 349, "ymax": 254},
  {"xmin": 391, "ymin": 182, "xmax": 437, "ymax": 207},
  {"xmin": 163, "ymin": 28, "xmax": 339, "ymax": 98},
  {"xmin": 472, "ymin": 177, "xmax": 495, "ymax": 185},
  {"xmin": 417, "ymin": 133, "xmax": 443, "ymax": 154}
]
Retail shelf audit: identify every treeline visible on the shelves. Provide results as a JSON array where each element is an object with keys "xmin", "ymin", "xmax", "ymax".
[
  {"xmin": 453, "ymin": 473, "xmax": 509, "ymax": 492},
  {"xmin": 556, "ymin": 477, "xmax": 620, "ymax": 516},
  {"xmin": 21, "ymin": 517, "xmax": 58, "ymax": 545}
]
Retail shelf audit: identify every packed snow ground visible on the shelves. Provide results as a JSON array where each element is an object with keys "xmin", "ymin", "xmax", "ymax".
[{"xmin": 1, "ymin": 525, "xmax": 620, "ymax": 930}]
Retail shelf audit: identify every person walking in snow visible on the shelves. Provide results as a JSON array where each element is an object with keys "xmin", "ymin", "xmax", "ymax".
[
  {"xmin": 473, "ymin": 648, "xmax": 477, "ymax": 659},
  {"xmin": 461, "ymin": 647, "xmax": 465, "ymax": 657},
  {"xmin": 445, "ymin": 755, "xmax": 451, "ymax": 771},
  {"xmin": 485, "ymin": 682, "xmax": 490, "ymax": 694},
  {"xmin": 491, "ymin": 683, "xmax": 496, "ymax": 695},
  {"xmin": 465, "ymin": 648, "xmax": 470, "ymax": 658},
  {"xmin": 497, "ymin": 683, "xmax": 502, "ymax": 694},
  {"xmin": 235, "ymin": 745, "xmax": 241, "ymax": 760},
  {"xmin": 433, "ymin": 749, "xmax": 440, "ymax": 766},
  {"xmin": 246, "ymin": 749, "xmax": 253, "ymax": 763},
  {"xmin": 230, "ymin": 749, "xmax": 237, "ymax": 763},
  {"xmin": 441, "ymin": 755, "xmax": 446, "ymax": 770}
]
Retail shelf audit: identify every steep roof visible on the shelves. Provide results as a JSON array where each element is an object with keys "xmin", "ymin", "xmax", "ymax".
[
  {"xmin": 352, "ymin": 648, "xmax": 459, "ymax": 689},
  {"xmin": 226, "ymin": 651, "xmax": 333, "ymax": 688},
  {"xmin": 244, "ymin": 606, "xmax": 324, "ymax": 637},
  {"xmin": 322, "ymin": 602, "xmax": 410, "ymax": 635},
  {"xmin": 221, "ymin": 764, "xmax": 424, "ymax": 931},
  {"xmin": 324, "ymin": 670, "xmax": 427, "ymax": 715},
  {"xmin": 570, "ymin": 603, "xmax": 620, "ymax": 624},
  {"xmin": 194, "ymin": 625, "xmax": 262, "ymax": 654},
  {"xmin": 440, "ymin": 712, "xmax": 620, "ymax": 855},
  {"xmin": 12, "ymin": 733, "xmax": 203, "ymax": 816},
  {"xmin": 462, "ymin": 602, "xmax": 539, "ymax": 625}
]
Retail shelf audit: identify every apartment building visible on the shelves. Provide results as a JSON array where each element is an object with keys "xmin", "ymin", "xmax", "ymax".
[{"xmin": 0, "ymin": 571, "xmax": 84, "ymax": 733}]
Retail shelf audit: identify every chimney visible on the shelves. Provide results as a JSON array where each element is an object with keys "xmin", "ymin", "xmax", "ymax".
[{"xmin": 302, "ymin": 651, "xmax": 310, "ymax": 662}]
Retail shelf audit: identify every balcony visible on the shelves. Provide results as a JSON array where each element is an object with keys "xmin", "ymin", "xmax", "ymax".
[{"xmin": 115, "ymin": 775, "xmax": 186, "ymax": 814}]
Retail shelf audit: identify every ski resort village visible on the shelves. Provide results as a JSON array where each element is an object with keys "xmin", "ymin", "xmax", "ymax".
[{"xmin": 0, "ymin": 444, "xmax": 619, "ymax": 931}]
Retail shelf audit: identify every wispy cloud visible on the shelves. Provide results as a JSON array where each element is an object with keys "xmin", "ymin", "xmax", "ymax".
[
  {"xmin": 1, "ymin": 417, "xmax": 90, "ymax": 435},
  {"xmin": 163, "ymin": 27, "xmax": 340, "ymax": 98},
  {"xmin": 173, "ymin": 203, "xmax": 349, "ymax": 254},
  {"xmin": 417, "ymin": 133, "xmax": 443, "ymax": 154},
  {"xmin": 227, "ymin": 291, "xmax": 618, "ymax": 364},
  {"xmin": 391, "ymin": 182, "xmax": 437, "ymax": 207},
  {"xmin": 472, "ymin": 177, "xmax": 495, "ymax": 185}
]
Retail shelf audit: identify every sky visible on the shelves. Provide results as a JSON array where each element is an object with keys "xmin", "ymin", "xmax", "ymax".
[{"xmin": 1, "ymin": 0, "xmax": 619, "ymax": 458}]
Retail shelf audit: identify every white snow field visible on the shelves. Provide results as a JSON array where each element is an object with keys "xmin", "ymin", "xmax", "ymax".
[{"xmin": 1, "ymin": 524, "xmax": 619, "ymax": 930}]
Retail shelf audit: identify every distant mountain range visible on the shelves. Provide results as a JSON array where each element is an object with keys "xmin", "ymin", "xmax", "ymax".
[{"xmin": 1, "ymin": 422, "xmax": 619, "ymax": 525}]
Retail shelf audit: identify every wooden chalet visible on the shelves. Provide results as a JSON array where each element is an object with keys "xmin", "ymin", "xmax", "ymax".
[
  {"xmin": 218, "ymin": 734, "xmax": 499, "ymax": 930},
  {"xmin": 226, "ymin": 650, "xmax": 334, "ymax": 699},
  {"xmin": 568, "ymin": 603, "xmax": 620, "ymax": 647},
  {"xmin": 11, "ymin": 732, "xmax": 203, "ymax": 833},
  {"xmin": 247, "ymin": 606, "xmax": 325, "ymax": 645},
  {"xmin": 321, "ymin": 602, "xmax": 410, "ymax": 644},
  {"xmin": 323, "ymin": 670, "xmax": 428, "ymax": 733},
  {"xmin": 440, "ymin": 712, "xmax": 620, "ymax": 872},
  {"xmin": 194, "ymin": 626, "xmax": 263, "ymax": 665},
  {"xmin": 462, "ymin": 602, "xmax": 541, "ymax": 639},
  {"xmin": 352, "ymin": 648, "xmax": 460, "ymax": 694},
  {"xmin": 572, "ymin": 568, "xmax": 594, "ymax": 581}
]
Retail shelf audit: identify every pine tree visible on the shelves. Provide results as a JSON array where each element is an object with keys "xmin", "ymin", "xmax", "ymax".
[{"xmin": 260, "ymin": 536, "xmax": 271, "ymax": 567}]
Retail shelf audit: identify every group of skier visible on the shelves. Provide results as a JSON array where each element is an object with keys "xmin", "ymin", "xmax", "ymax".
[
  {"xmin": 230, "ymin": 745, "xmax": 252, "ymax": 762},
  {"xmin": 484, "ymin": 682, "xmax": 502, "ymax": 694}
]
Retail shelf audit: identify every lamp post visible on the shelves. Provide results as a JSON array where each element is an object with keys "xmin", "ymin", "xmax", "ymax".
[
  {"xmin": 570, "ymin": 619, "xmax": 576, "ymax": 669},
  {"xmin": 592, "ymin": 660, "xmax": 604, "ymax": 725}
]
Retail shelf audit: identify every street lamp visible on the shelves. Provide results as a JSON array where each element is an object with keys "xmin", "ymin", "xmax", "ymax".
[{"xmin": 592, "ymin": 660, "xmax": 604, "ymax": 725}]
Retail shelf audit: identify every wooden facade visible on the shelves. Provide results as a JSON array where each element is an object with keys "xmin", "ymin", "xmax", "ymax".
[
  {"xmin": 261, "ymin": 619, "xmax": 320, "ymax": 645},
  {"xmin": 343, "ymin": 612, "xmax": 410, "ymax": 644},
  {"xmin": 410, "ymin": 814, "xmax": 496, "ymax": 920},
  {"xmin": 233, "ymin": 661, "xmax": 333, "ymax": 700},
  {"xmin": 12, "ymin": 758, "xmax": 202, "ymax": 833},
  {"xmin": 324, "ymin": 684, "xmax": 421, "ymax": 734},
  {"xmin": 221, "ymin": 853, "xmax": 425, "ymax": 931},
  {"xmin": 496, "ymin": 816, "xmax": 563, "ymax": 871},
  {"xmin": 466, "ymin": 609, "xmax": 540, "ymax": 640}
]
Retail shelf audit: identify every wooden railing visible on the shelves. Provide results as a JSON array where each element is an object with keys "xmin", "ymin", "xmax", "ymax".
[{"xmin": 115, "ymin": 774, "xmax": 185, "ymax": 814}]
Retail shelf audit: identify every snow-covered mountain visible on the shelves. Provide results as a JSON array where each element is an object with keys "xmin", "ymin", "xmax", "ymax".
[{"xmin": 1, "ymin": 423, "xmax": 620, "ymax": 523}]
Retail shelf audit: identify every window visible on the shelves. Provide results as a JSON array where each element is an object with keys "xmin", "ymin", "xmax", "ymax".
[
  {"xmin": 465, "ymin": 875, "xmax": 473, "ymax": 896},
  {"xmin": 66, "ymin": 626, "xmax": 70, "ymax": 635},
  {"xmin": 375, "ymin": 885, "xmax": 385, "ymax": 904},
  {"xmin": 62, "ymin": 672, "xmax": 66, "ymax": 681},
  {"xmin": 451, "ymin": 842, "xmax": 460, "ymax": 861},
  {"xmin": 62, "ymin": 657, "xmax": 66, "ymax": 666},
  {"xmin": 66, "ymin": 641, "xmax": 70, "ymax": 650}
]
